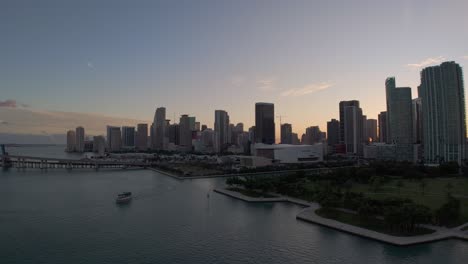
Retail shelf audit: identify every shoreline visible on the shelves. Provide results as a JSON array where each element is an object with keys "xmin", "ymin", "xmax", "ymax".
[{"xmin": 214, "ymin": 187, "xmax": 468, "ymax": 247}]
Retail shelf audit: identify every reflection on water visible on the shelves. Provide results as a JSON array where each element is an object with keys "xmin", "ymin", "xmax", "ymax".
[{"xmin": 1, "ymin": 146, "xmax": 468, "ymax": 264}]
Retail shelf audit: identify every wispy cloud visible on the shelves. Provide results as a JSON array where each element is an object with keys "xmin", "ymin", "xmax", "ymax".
[
  {"xmin": 230, "ymin": 75, "xmax": 245, "ymax": 86},
  {"xmin": 87, "ymin": 61, "xmax": 94, "ymax": 69},
  {"xmin": 281, "ymin": 82, "xmax": 333, "ymax": 97},
  {"xmin": 0, "ymin": 100, "xmax": 17, "ymax": 108},
  {"xmin": 256, "ymin": 77, "xmax": 277, "ymax": 91},
  {"xmin": 407, "ymin": 56, "xmax": 446, "ymax": 69}
]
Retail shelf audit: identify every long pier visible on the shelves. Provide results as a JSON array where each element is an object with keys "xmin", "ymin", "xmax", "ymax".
[{"xmin": 0, "ymin": 155, "xmax": 153, "ymax": 170}]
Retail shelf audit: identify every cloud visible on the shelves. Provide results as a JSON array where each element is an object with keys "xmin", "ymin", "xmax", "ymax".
[
  {"xmin": 257, "ymin": 77, "xmax": 276, "ymax": 91},
  {"xmin": 230, "ymin": 75, "xmax": 245, "ymax": 86},
  {"xmin": 407, "ymin": 56, "xmax": 446, "ymax": 69},
  {"xmin": 0, "ymin": 100, "xmax": 17, "ymax": 108},
  {"xmin": 0, "ymin": 107, "xmax": 147, "ymax": 135},
  {"xmin": 463, "ymin": 56, "xmax": 468, "ymax": 60},
  {"xmin": 87, "ymin": 61, "xmax": 94, "ymax": 69},
  {"xmin": 281, "ymin": 82, "xmax": 333, "ymax": 97}
]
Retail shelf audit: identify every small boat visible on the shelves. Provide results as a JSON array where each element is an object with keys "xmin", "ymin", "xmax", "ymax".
[{"xmin": 116, "ymin": 192, "xmax": 132, "ymax": 204}]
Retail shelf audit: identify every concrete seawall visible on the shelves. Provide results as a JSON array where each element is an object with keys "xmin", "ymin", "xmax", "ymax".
[{"xmin": 214, "ymin": 187, "xmax": 468, "ymax": 247}]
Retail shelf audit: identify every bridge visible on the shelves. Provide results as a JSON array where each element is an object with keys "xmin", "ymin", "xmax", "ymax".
[{"xmin": 0, "ymin": 154, "xmax": 154, "ymax": 170}]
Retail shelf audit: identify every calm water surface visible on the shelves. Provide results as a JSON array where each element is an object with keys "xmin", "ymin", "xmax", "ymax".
[{"xmin": 1, "ymin": 146, "xmax": 468, "ymax": 264}]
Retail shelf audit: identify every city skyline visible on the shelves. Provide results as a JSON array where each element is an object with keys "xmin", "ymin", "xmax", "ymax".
[{"xmin": 1, "ymin": 0, "xmax": 468, "ymax": 140}]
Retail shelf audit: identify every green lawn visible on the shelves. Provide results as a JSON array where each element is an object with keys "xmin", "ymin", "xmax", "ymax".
[
  {"xmin": 316, "ymin": 208, "xmax": 435, "ymax": 237},
  {"xmin": 350, "ymin": 177, "xmax": 468, "ymax": 223}
]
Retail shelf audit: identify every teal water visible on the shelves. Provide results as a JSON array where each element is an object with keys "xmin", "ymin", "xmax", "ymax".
[{"xmin": 1, "ymin": 146, "xmax": 468, "ymax": 264}]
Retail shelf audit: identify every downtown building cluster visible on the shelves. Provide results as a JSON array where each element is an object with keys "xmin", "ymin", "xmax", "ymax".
[
  {"xmin": 328, "ymin": 61, "xmax": 466, "ymax": 165},
  {"xmin": 66, "ymin": 61, "xmax": 465, "ymax": 165}
]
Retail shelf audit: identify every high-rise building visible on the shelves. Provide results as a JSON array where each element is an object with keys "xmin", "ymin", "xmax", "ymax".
[
  {"xmin": 378, "ymin": 111, "xmax": 388, "ymax": 143},
  {"xmin": 366, "ymin": 119, "xmax": 378, "ymax": 143},
  {"xmin": 75, "ymin": 126, "xmax": 85, "ymax": 152},
  {"xmin": 291, "ymin": 133, "xmax": 300, "ymax": 145},
  {"xmin": 201, "ymin": 124, "xmax": 208, "ymax": 131},
  {"xmin": 385, "ymin": 77, "xmax": 414, "ymax": 161},
  {"xmin": 420, "ymin": 61, "xmax": 466, "ymax": 164},
  {"xmin": 188, "ymin": 117, "xmax": 196, "ymax": 131},
  {"xmin": 343, "ymin": 102, "xmax": 363, "ymax": 154},
  {"xmin": 412, "ymin": 98, "xmax": 423, "ymax": 144},
  {"xmin": 122, "ymin": 126, "xmax": 135, "ymax": 147},
  {"xmin": 214, "ymin": 110, "xmax": 230, "ymax": 152},
  {"xmin": 194, "ymin": 122, "xmax": 201, "ymax": 132},
  {"xmin": 339, "ymin": 100, "xmax": 360, "ymax": 144},
  {"xmin": 280, "ymin": 123, "xmax": 292, "ymax": 144},
  {"xmin": 107, "ymin": 126, "xmax": 122, "ymax": 152},
  {"xmin": 153, "ymin": 107, "xmax": 166, "ymax": 149},
  {"xmin": 339, "ymin": 100, "xmax": 363, "ymax": 154},
  {"xmin": 303, "ymin": 126, "xmax": 323, "ymax": 145},
  {"xmin": 327, "ymin": 119, "xmax": 340, "ymax": 146},
  {"xmin": 179, "ymin": 115, "xmax": 192, "ymax": 150},
  {"xmin": 385, "ymin": 77, "xmax": 413, "ymax": 145},
  {"xmin": 168, "ymin": 124, "xmax": 180, "ymax": 145},
  {"xmin": 136, "ymin": 123, "xmax": 148, "ymax": 150},
  {"xmin": 255, "ymin": 102, "xmax": 275, "ymax": 144},
  {"xmin": 66, "ymin": 130, "xmax": 76, "ymax": 152},
  {"xmin": 93, "ymin": 135, "xmax": 106, "ymax": 155}
]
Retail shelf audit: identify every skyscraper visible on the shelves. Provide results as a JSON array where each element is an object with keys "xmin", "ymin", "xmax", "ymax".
[
  {"xmin": 339, "ymin": 100, "xmax": 363, "ymax": 154},
  {"xmin": 136, "ymin": 123, "xmax": 148, "ymax": 150},
  {"xmin": 66, "ymin": 130, "xmax": 76, "ymax": 152},
  {"xmin": 154, "ymin": 107, "xmax": 166, "ymax": 149},
  {"xmin": 365, "ymin": 119, "xmax": 378, "ymax": 143},
  {"xmin": 385, "ymin": 77, "xmax": 414, "ymax": 161},
  {"xmin": 122, "ymin": 126, "xmax": 135, "ymax": 147},
  {"xmin": 342, "ymin": 102, "xmax": 363, "ymax": 154},
  {"xmin": 75, "ymin": 126, "xmax": 85, "ymax": 153},
  {"xmin": 339, "ymin": 100, "xmax": 360, "ymax": 144},
  {"xmin": 378, "ymin": 111, "xmax": 388, "ymax": 143},
  {"xmin": 303, "ymin": 126, "xmax": 324, "ymax": 145},
  {"xmin": 168, "ymin": 123, "xmax": 180, "ymax": 145},
  {"xmin": 385, "ymin": 77, "xmax": 413, "ymax": 145},
  {"xmin": 280, "ymin": 123, "xmax": 292, "ymax": 144},
  {"xmin": 93, "ymin": 135, "xmax": 106, "ymax": 155},
  {"xmin": 412, "ymin": 98, "xmax": 423, "ymax": 144},
  {"xmin": 179, "ymin": 115, "xmax": 192, "ymax": 150},
  {"xmin": 327, "ymin": 119, "xmax": 340, "ymax": 146},
  {"xmin": 420, "ymin": 61, "xmax": 466, "ymax": 164},
  {"xmin": 108, "ymin": 126, "xmax": 122, "ymax": 152},
  {"xmin": 255, "ymin": 102, "xmax": 275, "ymax": 144},
  {"xmin": 214, "ymin": 110, "xmax": 230, "ymax": 152}
]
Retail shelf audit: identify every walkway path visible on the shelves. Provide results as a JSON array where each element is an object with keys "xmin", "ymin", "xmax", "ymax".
[{"xmin": 214, "ymin": 187, "xmax": 468, "ymax": 247}]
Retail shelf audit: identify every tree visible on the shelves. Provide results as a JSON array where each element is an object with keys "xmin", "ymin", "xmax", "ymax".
[
  {"xmin": 419, "ymin": 180, "xmax": 427, "ymax": 196},
  {"xmin": 434, "ymin": 195, "xmax": 461, "ymax": 226},
  {"xmin": 396, "ymin": 180, "xmax": 404, "ymax": 194},
  {"xmin": 369, "ymin": 176, "xmax": 383, "ymax": 192},
  {"xmin": 445, "ymin": 182, "xmax": 453, "ymax": 195}
]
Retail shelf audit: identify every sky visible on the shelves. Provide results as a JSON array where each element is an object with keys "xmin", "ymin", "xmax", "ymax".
[{"xmin": 1, "ymin": 0, "xmax": 468, "ymax": 141}]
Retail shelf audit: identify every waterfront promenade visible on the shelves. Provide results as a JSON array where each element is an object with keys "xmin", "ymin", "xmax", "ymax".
[{"xmin": 214, "ymin": 188, "xmax": 468, "ymax": 247}]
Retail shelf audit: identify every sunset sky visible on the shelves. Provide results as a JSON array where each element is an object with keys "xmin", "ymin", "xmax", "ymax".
[{"xmin": 1, "ymin": 0, "xmax": 468, "ymax": 140}]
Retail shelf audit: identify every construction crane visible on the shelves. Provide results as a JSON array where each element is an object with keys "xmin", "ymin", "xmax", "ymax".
[{"xmin": 276, "ymin": 115, "xmax": 287, "ymax": 125}]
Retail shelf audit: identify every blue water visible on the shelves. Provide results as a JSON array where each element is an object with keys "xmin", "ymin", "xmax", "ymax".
[{"xmin": 1, "ymin": 146, "xmax": 468, "ymax": 264}]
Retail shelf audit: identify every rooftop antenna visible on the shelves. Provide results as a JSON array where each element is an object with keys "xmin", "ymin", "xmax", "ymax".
[{"xmin": 276, "ymin": 115, "xmax": 287, "ymax": 125}]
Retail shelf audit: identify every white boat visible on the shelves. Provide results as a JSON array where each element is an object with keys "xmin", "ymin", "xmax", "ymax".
[{"xmin": 116, "ymin": 192, "xmax": 132, "ymax": 204}]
